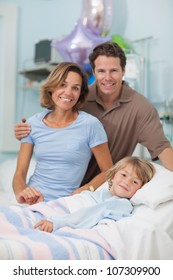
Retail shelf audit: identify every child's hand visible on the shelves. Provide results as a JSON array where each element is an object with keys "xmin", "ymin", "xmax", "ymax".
[{"xmin": 34, "ymin": 219, "xmax": 53, "ymax": 233}]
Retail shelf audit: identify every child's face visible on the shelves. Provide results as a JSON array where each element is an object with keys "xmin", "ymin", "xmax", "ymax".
[{"xmin": 110, "ymin": 164, "xmax": 143, "ymax": 199}]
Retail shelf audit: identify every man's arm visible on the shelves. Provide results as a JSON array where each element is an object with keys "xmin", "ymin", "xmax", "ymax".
[
  {"xmin": 14, "ymin": 117, "xmax": 31, "ymax": 140},
  {"xmin": 158, "ymin": 147, "xmax": 173, "ymax": 171}
]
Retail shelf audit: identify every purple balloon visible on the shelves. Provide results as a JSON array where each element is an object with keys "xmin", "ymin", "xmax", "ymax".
[
  {"xmin": 52, "ymin": 19, "xmax": 111, "ymax": 67},
  {"xmin": 81, "ymin": 0, "xmax": 113, "ymax": 36}
]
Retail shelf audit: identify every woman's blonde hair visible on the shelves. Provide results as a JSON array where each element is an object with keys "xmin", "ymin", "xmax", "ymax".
[
  {"xmin": 106, "ymin": 156, "xmax": 155, "ymax": 188},
  {"xmin": 40, "ymin": 62, "xmax": 89, "ymax": 111}
]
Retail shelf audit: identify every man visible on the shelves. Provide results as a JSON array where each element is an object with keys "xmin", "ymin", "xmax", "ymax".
[{"xmin": 14, "ymin": 42, "xmax": 173, "ymax": 185}]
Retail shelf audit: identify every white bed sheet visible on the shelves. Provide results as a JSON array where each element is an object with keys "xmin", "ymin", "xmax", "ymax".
[
  {"xmin": 0, "ymin": 157, "xmax": 36, "ymax": 206},
  {"xmin": 0, "ymin": 190, "xmax": 16, "ymax": 206},
  {"xmin": 96, "ymin": 201, "xmax": 173, "ymax": 259}
]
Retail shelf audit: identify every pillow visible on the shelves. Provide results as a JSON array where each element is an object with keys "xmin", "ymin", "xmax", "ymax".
[
  {"xmin": 130, "ymin": 163, "xmax": 173, "ymax": 208},
  {"xmin": 96, "ymin": 162, "xmax": 173, "ymax": 209},
  {"xmin": 150, "ymin": 162, "xmax": 164, "ymax": 172},
  {"xmin": 0, "ymin": 157, "xmax": 36, "ymax": 193}
]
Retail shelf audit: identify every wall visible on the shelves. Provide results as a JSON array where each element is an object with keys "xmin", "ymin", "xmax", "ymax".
[
  {"xmin": 0, "ymin": 0, "xmax": 83, "ymax": 160},
  {"xmin": 0, "ymin": 0, "xmax": 172, "ymax": 160},
  {"xmin": 123, "ymin": 0, "xmax": 173, "ymax": 106}
]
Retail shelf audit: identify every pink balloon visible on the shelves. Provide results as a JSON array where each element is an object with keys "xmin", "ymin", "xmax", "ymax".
[{"xmin": 52, "ymin": 19, "xmax": 111, "ymax": 67}]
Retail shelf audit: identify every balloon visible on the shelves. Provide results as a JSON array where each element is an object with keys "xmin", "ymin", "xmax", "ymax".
[
  {"xmin": 81, "ymin": 0, "xmax": 113, "ymax": 36},
  {"xmin": 83, "ymin": 64, "xmax": 95, "ymax": 85},
  {"xmin": 52, "ymin": 19, "xmax": 111, "ymax": 67},
  {"xmin": 112, "ymin": 34, "xmax": 134, "ymax": 54},
  {"xmin": 52, "ymin": 0, "xmax": 112, "ymax": 67}
]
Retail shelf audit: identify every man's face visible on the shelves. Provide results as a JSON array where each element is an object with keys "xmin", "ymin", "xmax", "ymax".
[{"xmin": 93, "ymin": 55, "xmax": 125, "ymax": 97}]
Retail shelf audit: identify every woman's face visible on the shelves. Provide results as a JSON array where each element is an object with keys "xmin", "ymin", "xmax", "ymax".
[
  {"xmin": 51, "ymin": 71, "xmax": 82, "ymax": 111},
  {"xmin": 110, "ymin": 164, "xmax": 143, "ymax": 199}
]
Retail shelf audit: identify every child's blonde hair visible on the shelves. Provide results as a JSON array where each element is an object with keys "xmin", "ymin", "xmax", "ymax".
[{"xmin": 106, "ymin": 156, "xmax": 155, "ymax": 188}]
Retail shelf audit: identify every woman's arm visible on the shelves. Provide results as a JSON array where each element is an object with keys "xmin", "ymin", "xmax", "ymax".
[
  {"xmin": 72, "ymin": 142, "xmax": 113, "ymax": 194},
  {"xmin": 12, "ymin": 143, "xmax": 43, "ymax": 204}
]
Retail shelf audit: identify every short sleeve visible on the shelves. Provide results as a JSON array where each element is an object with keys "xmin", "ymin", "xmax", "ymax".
[{"xmin": 86, "ymin": 116, "xmax": 108, "ymax": 148}]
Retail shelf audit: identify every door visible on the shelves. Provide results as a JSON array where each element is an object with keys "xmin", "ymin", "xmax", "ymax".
[{"xmin": 0, "ymin": 3, "xmax": 19, "ymax": 152}]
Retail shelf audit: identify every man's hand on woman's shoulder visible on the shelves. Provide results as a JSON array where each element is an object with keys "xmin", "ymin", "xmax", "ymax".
[{"xmin": 14, "ymin": 117, "xmax": 31, "ymax": 140}]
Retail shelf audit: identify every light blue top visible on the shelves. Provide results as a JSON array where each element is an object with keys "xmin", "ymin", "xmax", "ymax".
[
  {"xmin": 21, "ymin": 110, "xmax": 107, "ymax": 201},
  {"xmin": 49, "ymin": 189, "xmax": 133, "ymax": 230}
]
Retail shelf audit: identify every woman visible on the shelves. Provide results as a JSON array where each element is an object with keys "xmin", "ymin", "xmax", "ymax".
[{"xmin": 13, "ymin": 62, "xmax": 113, "ymax": 205}]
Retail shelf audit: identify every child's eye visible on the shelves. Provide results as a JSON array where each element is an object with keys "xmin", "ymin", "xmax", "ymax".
[{"xmin": 133, "ymin": 180, "xmax": 140, "ymax": 185}]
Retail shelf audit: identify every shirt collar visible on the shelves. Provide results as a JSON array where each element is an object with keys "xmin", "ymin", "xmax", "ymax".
[{"xmin": 87, "ymin": 81, "xmax": 133, "ymax": 105}]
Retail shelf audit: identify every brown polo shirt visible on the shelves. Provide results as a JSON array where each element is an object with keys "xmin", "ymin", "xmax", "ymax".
[{"xmin": 81, "ymin": 82, "xmax": 170, "ymax": 184}]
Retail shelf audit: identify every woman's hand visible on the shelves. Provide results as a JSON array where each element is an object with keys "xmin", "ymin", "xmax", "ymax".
[
  {"xmin": 34, "ymin": 219, "xmax": 53, "ymax": 233},
  {"xmin": 16, "ymin": 186, "xmax": 44, "ymax": 205}
]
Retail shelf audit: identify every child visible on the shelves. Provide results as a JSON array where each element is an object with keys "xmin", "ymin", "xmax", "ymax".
[{"xmin": 34, "ymin": 156, "xmax": 155, "ymax": 232}]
